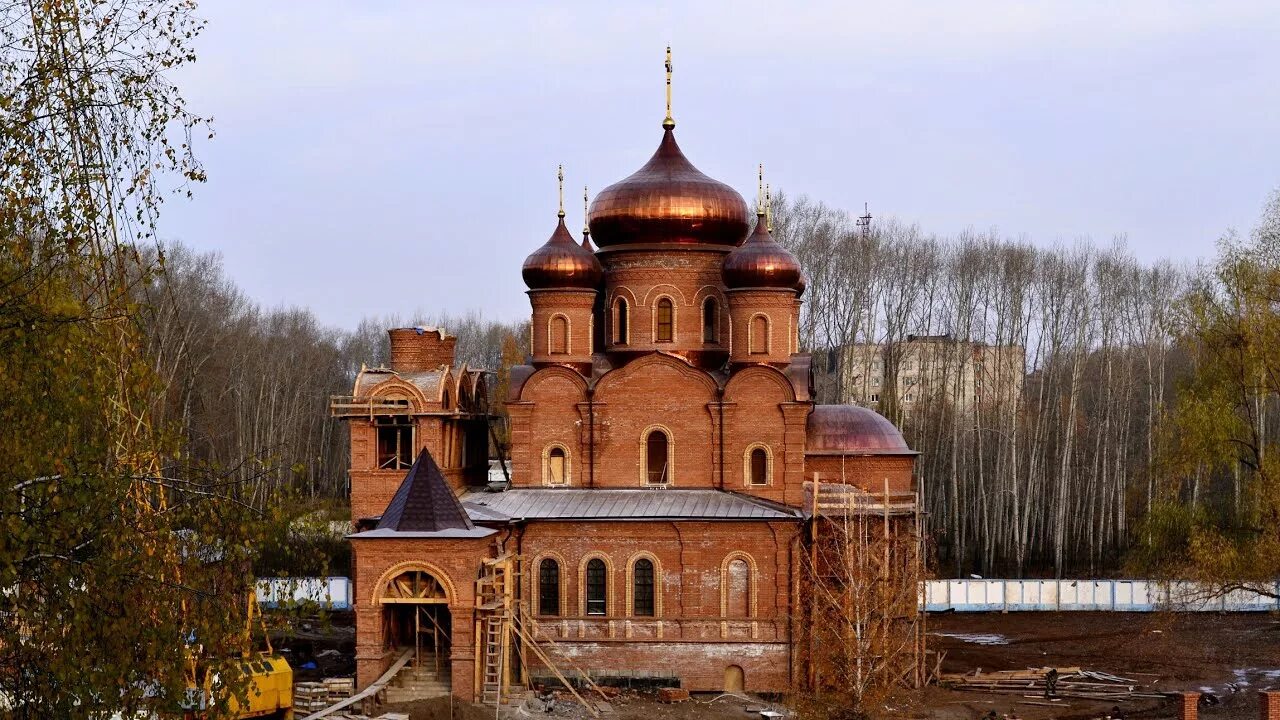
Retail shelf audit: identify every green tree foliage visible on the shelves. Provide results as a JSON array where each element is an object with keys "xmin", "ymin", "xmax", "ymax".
[
  {"xmin": 0, "ymin": 1, "xmax": 289, "ymax": 715},
  {"xmin": 1133, "ymin": 190, "xmax": 1280, "ymax": 596}
]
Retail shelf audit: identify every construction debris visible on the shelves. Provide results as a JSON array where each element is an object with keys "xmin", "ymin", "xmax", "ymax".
[
  {"xmin": 657, "ymin": 687, "xmax": 690, "ymax": 703},
  {"xmin": 941, "ymin": 667, "xmax": 1168, "ymax": 700}
]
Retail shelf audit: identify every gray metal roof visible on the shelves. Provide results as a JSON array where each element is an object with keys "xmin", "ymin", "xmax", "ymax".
[{"xmin": 459, "ymin": 488, "xmax": 802, "ymax": 522}]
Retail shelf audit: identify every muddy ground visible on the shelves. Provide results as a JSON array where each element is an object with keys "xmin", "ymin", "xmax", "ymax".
[
  {"xmin": 918, "ymin": 611, "xmax": 1280, "ymax": 720},
  {"xmin": 276, "ymin": 610, "xmax": 1280, "ymax": 719}
]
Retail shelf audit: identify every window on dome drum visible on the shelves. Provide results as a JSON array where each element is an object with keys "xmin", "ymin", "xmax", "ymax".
[
  {"xmin": 550, "ymin": 315, "xmax": 568, "ymax": 354},
  {"xmin": 375, "ymin": 417, "xmax": 413, "ymax": 470},
  {"xmin": 614, "ymin": 298, "xmax": 629, "ymax": 344},
  {"xmin": 702, "ymin": 297, "xmax": 718, "ymax": 343},
  {"xmin": 750, "ymin": 315, "xmax": 769, "ymax": 354},
  {"xmin": 646, "ymin": 429, "xmax": 669, "ymax": 485},
  {"xmin": 632, "ymin": 558, "xmax": 655, "ymax": 616},
  {"xmin": 547, "ymin": 446, "xmax": 566, "ymax": 485},
  {"xmin": 655, "ymin": 298, "xmax": 674, "ymax": 342},
  {"xmin": 538, "ymin": 558, "xmax": 560, "ymax": 616},
  {"xmin": 585, "ymin": 559, "xmax": 607, "ymax": 616},
  {"xmin": 749, "ymin": 447, "xmax": 768, "ymax": 485}
]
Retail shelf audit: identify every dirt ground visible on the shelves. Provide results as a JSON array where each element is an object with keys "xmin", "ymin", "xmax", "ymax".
[
  {"xmin": 282, "ymin": 610, "xmax": 1280, "ymax": 719},
  {"xmin": 917, "ymin": 611, "xmax": 1280, "ymax": 720}
]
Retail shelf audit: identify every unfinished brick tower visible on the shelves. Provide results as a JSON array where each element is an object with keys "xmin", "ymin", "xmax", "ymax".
[{"xmin": 332, "ymin": 49, "xmax": 925, "ymax": 706}]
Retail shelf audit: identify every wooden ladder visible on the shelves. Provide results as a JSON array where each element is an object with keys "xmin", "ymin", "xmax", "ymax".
[{"xmin": 480, "ymin": 614, "xmax": 506, "ymax": 705}]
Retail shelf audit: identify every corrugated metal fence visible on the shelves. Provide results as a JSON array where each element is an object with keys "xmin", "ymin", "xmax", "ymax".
[
  {"xmin": 254, "ymin": 577, "xmax": 1279, "ymax": 613},
  {"xmin": 923, "ymin": 579, "xmax": 1280, "ymax": 612}
]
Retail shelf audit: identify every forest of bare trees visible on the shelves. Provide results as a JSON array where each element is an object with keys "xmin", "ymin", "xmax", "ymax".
[
  {"xmin": 772, "ymin": 190, "xmax": 1279, "ymax": 578},
  {"xmin": 138, "ymin": 190, "xmax": 1277, "ymax": 581},
  {"xmin": 138, "ymin": 243, "xmax": 526, "ymax": 502}
]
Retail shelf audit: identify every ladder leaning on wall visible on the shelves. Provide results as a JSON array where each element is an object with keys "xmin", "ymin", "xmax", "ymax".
[{"xmin": 475, "ymin": 553, "xmax": 517, "ymax": 706}]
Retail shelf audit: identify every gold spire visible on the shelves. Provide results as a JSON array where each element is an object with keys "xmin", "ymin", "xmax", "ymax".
[
  {"xmin": 582, "ymin": 185, "xmax": 590, "ymax": 236},
  {"xmin": 765, "ymin": 183, "xmax": 773, "ymax": 232},
  {"xmin": 557, "ymin": 164, "xmax": 565, "ymax": 218},
  {"xmin": 757, "ymin": 163, "xmax": 765, "ymax": 216},
  {"xmin": 663, "ymin": 46, "xmax": 675, "ymax": 129}
]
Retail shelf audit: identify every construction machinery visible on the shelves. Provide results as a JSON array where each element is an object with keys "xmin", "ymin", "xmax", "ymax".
[{"xmin": 182, "ymin": 593, "xmax": 294, "ymax": 720}]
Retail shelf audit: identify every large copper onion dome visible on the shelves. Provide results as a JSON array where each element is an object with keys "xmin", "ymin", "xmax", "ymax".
[
  {"xmin": 587, "ymin": 127, "xmax": 750, "ymax": 247},
  {"xmin": 806, "ymin": 405, "xmax": 917, "ymax": 455},
  {"xmin": 522, "ymin": 214, "xmax": 604, "ymax": 290},
  {"xmin": 722, "ymin": 210, "xmax": 802, "ymax": 289}
]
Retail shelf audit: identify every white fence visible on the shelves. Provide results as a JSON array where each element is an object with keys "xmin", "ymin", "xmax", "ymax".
[
  {"xmin": 256, "ymin": 576, "xmax": 351, "ymax": 610},
  {"xmin": 253, "ymin": 577, "xmax": 1278, "ymax": 613},
  {"xmin": 923, "ymin": 579, "xmax": 1280, "ymax": 612}
]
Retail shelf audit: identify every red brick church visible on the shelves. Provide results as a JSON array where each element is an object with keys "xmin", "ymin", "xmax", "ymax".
[{"xmin": 332, "ymin": 58, "xmax": 920, "ymax": 703}]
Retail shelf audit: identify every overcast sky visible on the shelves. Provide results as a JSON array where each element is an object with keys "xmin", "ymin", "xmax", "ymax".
[{"xmin": 163, "ymin": 1, "xmax": 1280, "ymax": 329}]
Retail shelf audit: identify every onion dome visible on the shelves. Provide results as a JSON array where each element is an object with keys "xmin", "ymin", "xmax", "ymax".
[
  {"xmin": 587, "ymin": 127, "xmax": 749, "ymax": 247},
  {"xmin": 806, "ymin": 405, "xmax": 917, "ymax": 456},
  {"xmin": 523, "ymin": 167, "xmax": 604, "ymax": 290},
  {"xmin": 522, "ymin": 215, "xmax": 603, "ymax": 289},
  {"xmin": 722, "ymin": 193, "xmax": 802, "ymax": 289}
]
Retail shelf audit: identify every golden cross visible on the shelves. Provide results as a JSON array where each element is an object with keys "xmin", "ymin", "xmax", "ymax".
[
  {"xmin": 663, "ymin": 46, "xmax": 675, "ymax": 129},
  {"xmin": 557, "ymin": 164, "xmax": 565, "ymax": 218}
]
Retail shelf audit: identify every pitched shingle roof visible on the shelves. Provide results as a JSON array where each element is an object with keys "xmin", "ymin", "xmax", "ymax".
[{"xmin": 376, "ymin": 449, "xmax": 475, "ymax": 532}]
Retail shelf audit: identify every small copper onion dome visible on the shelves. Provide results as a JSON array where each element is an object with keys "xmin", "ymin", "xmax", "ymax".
[
  {"xmin": 722, "ymin": 212, "xmax": 803, "ymax": 289},
  {"xmin": 522, "ymin": 215, "xmax": 604, "ymax": 290},
  {"xmin": 587, "ymin": 128, "xmax": 750, "ymax": 247},
  {"xmin": 806, "ymin": 405, "xmax": 917, "ymax": 455}
]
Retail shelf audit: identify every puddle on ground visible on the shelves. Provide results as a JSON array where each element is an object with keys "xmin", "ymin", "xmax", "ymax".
[{"xmin": 931, "ymin": 632, "xmax": 1010, "ymax": 645}]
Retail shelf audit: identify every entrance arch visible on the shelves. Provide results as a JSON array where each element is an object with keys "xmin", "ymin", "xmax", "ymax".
[{"xmin": 374, "ymin": 564, "xmax": 455, "ymax": 673}]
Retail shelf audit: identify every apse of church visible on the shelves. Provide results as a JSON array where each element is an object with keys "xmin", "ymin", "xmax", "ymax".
[{"xmin": 333, "ymin": 48, "xmax": 921, "ymax": 702}]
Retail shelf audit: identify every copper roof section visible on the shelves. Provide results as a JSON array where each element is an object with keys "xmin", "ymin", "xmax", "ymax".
[
  {"xmin": 805, "ymin": 404, "xmax": 916, "ymax": 456},
  {"xmin": 722, "ymin": 214, "xmax": 803, "ymax": 289},
  {"xmin": 522, "ymin": 216, "xmax": 604, "ymax": 290},
  {"xmin": 376, "ymin": 449, "xmax": 476, "ymax": 532},
  {"xmin": 587, "ymin": 128, "xmax": 749, "ymax": 248}
]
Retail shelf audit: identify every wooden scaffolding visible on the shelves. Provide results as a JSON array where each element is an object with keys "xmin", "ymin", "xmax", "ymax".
[{"xmin": 798, "ymin": 476, "xmax": 933, "ymax": 705}]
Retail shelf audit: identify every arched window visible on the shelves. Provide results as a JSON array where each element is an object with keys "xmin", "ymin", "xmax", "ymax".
[
  {"xmin": 750, "ymin": 314, "xmax": 769, "ymax": 354},
  {"xmin": 614, "ymin": 298, "xmax": 629, "ymax": 344},
  {"xmin": 538, "ymin": 559, "xmax": 560, "ymax": 616},
  {"xmin": 547, "ymin": 446, "xmax": 567, "ymax": 485},
  {"xmin": 655, "ymin": 298, "xmax": 674, "ymax": 342},
  {"xmin": 702, "ymin": 297, "xmax": 719, "ymax": 344},
  {"xmin": 632, "ymin": 558, "xmax": 655, "ymax": 617},
  {"xmin": 726, "ymin": 558, "xmax": 750, "ymax": 617},
  {"xmin": 550, "ymin": 315, "xmax": 568, "ymax": 354},
  {"xmin": 749, "ymin": 447, "xmax": 768, "ymax": 486},
  {"xmin": 585, "ymin": 559, "xmax": 607, "ymax": 616},
  {"xmin": 645, "ymin": 429, "xmax": 669, "ymax": 485}
]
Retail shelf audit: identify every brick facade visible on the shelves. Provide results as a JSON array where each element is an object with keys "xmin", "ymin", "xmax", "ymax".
[{"xmin": 335, "ymin": 121, "xmax": 919, "ymax": 701}]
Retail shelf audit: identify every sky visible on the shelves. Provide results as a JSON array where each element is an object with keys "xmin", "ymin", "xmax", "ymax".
[{"xmin": 162, "ymin": 1, "xmax": 1280, "ymax": 329}]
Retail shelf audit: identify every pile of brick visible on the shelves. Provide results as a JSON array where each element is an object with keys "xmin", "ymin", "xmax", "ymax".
[
  {"xmin": 292, "ymin": 681, "xmax": 331, "ymax": 713},
  {"xmin": 323, "ymin": 676, "xmax": 355, "ymax": 703}
]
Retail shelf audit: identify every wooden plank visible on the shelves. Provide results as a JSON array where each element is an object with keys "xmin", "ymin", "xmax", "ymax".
[{"xmin": 300, "ymin": 647, "xmax": 413, "ymax": 720}]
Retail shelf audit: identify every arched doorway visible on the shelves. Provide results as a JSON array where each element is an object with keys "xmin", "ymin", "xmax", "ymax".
[
  {"xmin": 378, "ymin": 568, "xmax": 452, "ymax": 672},
  {"xmin": 725, "ymin": 664, "xmax": 745, "ymax": 692}
]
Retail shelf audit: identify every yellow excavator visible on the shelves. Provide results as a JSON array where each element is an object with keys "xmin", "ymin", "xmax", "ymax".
[{"xmin": 182, "ymin": 593, "xmax": 294, "ymax": 719}]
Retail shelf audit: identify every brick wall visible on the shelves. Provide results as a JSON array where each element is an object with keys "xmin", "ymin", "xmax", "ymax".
[
  {"xmin": 518, "ymin": 520, "xmax": 801, "ymax": 692},
  {"xmin": 1261, "ymin": 690, "xmax": 1280, "ymax": 720},
  {"xmin": 350, "ymin": 535, "xmax": 494, "ymax": 698},
  {"xmin": 529, "ymin": 289, "xmax": 596, "ymax": 365},
  {"xmin": 601, "ymin": 248, "xmax": 728, "ymax": 356},
  {"xmin": 803, "ymin": 454, "xmax": 915, "ymax": 495},
  {"xmin": 388, "ymin": 327, "xmax": 456, "ymax": 372},
  {"xmin": 726, "ymin": 288, "xmax": 798, "ymax": 365}
]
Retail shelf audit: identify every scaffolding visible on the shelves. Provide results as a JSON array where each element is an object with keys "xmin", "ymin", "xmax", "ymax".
[
  {"xmin": 798, "ymin": 476, "xmax": 933, "ymax": 707},
  {"xmin": 473, "ymin": 553, "xmax": 604, "ymax": 716}
]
